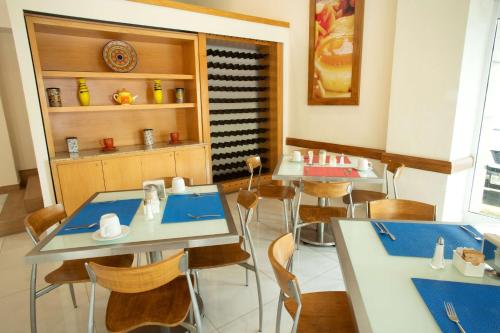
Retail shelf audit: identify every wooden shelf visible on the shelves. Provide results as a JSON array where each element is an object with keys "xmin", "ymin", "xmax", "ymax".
[
  {"xmin": 48, "ymin": 103, "xmax": 196, "ymax": 113},
  {"xmin": 42, "ymin": 71, "xmax": 195, "ymax": 80}
]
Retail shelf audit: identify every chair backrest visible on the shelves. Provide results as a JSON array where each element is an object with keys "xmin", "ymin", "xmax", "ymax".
[
  {"xmin": 385, "ymin": 162, "xmax": 404, "ymax": 198},
  {"xmin": 24, "ymin": 204, "xmax": 67, "ymax": 244},
  {"xmin": 368, "ymin": 199, "xmax": 436, "ymax": 221},
  {"xmin": 268, "ymin": 233, "xmax": 300, "ymax": 300},
  {"xmin": 245, "ymin": 156, "xmax": 263, "ymax": 190},
  {"xmin": 163, "ymin": 176, "xmax": 194, "ymax": 187},
  {"xmin": 88, "ymin": 251, "xmax": 186, "ymax": 293},
  {"xmin": 237, "ymin": 190, "xmax": 259, "ymax": 211},
  {"xmin": 302, "ymin": 181, "xmax": 352, "ymax": 199}
]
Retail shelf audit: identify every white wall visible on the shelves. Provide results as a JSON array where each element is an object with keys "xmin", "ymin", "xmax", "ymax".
[
  {"xmin": 0, "ymin": 30, "xmax": 37, "ymax": 171},
  {"xmin": 0, "ymin": 93, "xmax": 19, "ymax": 187},
  {"xmin": 182, "ymin": 0, "xmax": 397, "ymax": 150}
]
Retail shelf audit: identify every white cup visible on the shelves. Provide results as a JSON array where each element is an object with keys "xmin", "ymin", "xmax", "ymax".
[
  {"xmin": 171, "ymin": 177, "xmax": 186, "ymax": 193},
  {"xmin": 99, "ymin": 213, "xmax": 121, "ymax": 238},
  {"xmin": 357, "ymin": 158, "xmax": 373, "ymax": 171},
  {"xmin": 292, "ymin": 150, "xmax": 302, "ymax": 162}
]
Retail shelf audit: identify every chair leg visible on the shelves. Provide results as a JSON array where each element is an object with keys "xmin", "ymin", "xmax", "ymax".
[
  {"xmin": 194, "ymin": 270, "xmax": 201, "ymax": 295},
  {"xmin": 30, "ymin": 264, "xmax": 37, "ymax": 333},
  {"xmin": 69, "ymin": 283, "xmax": 77, "ymax": 308},
  {"xmin": 282, "ymin": 200, "xmax": 289, "ymax": 233},
  {"xmin": 256, "ymin": 202, "xmax": 260, "ymax": 223},
  {"xmin": 254, "ymin": 268, "xmax": 263, "ymax": 332},
  {"xmin": 276, "ymin": 291, "xmax": 285, "ymax": 333}
]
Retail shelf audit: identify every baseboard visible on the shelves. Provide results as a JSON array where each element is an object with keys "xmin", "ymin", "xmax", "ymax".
[
  {"xmin": 0, "ymin": 184, "xmax": 20, "ymax": 194},
  {"xmin": 19, "ymin": 168, "xmax": 38, "ymax": 187}
]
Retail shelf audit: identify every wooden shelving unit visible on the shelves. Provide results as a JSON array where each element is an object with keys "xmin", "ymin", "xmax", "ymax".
[
  {"xmin": 48, "ymin": 103, "xmax": 196, "ymax": 113},
  {"xmin": 42, "ymin": 71, "xmax": 195, "ymax": 80},
  {"xmin": 26, "ymin": 14, "xmax": 211, "ymax": 213}
]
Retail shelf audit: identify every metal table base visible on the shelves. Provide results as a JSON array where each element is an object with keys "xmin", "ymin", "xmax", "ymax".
[{"xmin": 300, "ymin": 197, "xmax": 336, "ymax": 247}]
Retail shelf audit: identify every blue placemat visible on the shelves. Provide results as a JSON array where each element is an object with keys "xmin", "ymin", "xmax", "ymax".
[
  {"xmin": 412, "ymin": 278, "xmax": 500, "ymax": 333},
  {"xmin": 162, "ymin": 193, "xmax": 225, "ymax": 223},
  {"xmin": 371, "ymin": 222, "xmax": 482, "ymax": 259},
  {"xmin": 58, "ymin": 199, "xmax": 142, "ymax": 235}
]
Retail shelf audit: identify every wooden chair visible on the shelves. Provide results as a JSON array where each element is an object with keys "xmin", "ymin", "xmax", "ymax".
[
  {"xmin": 188, "ymin": 190, "xmax": 263, "ymax": 332},
  {"xmin": 342, "ymin": 162, "xmax": 404, "ymax": 217},
  {"xmin": 24, "ymin": 204, "xmax": 134, "ymax": 333},
  {"xmin": 246, "ymin": 156, "xmax": 295, "ymax": 231},
  {"xmin": 85, "ymin": 251, "xmax": 202, "ymax": 333},
  {"xmin": 293, "ymin": 181, "xmax": 352, "ymax": 247},
  {"xmin": 368, "ymin": 199, "xmax": 437, "ymax": 221},
  {"xmin": 163, "ymin": 176, "xmax": 194, "ymax": 187},
  {"xmin": 268, "ymin": 233, "xmax": 356, "ymax": 333}
]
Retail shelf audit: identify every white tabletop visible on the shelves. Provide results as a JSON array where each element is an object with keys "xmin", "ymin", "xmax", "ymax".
[
  {"xmin": 333, "ymin": 219, "xmax": 500, "ymax": 333},
  {"xmin": 25, "ymin": 184, "xmax": 239, "ymax": 264},
  {"xmin": 272, "ymin": 154, "xmax": 383, "ymax": 183}
]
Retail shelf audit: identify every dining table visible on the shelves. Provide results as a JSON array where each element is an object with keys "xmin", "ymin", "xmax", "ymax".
[
  {"xmin": 25, "ymin": 183, "xmax": 239, "ymax": 264},
  {"xmin": 332, "ymin": 218, "xmax": 500, "ymax": 333},
  {"xmin": 273, "ymin": 153, "xmax": 384, "ymax": 246}
]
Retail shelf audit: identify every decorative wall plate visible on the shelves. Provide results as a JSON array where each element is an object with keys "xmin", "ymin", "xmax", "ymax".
[{"xmin": 102, "ymin": 40, "xmax": 138, "ymax": 73}]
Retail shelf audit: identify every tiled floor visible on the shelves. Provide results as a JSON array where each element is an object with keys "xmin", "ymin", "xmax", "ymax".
[{"xmin": 0, "ymin": 192, "xmax": 348, "ymax": 333}]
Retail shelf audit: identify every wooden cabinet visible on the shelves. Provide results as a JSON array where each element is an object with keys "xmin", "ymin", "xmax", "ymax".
[
  {"xmin": 57, "ymin": 161, "xmax": 105, "ymax": 215},
  {"xmin": 175, "ymin": 147, "xmax": 208, "ymax": 185},
  {"xmin": 102, "ymin": 156, "xmax": 143, "ymax": 191},
  {"xmin": 141, "ymin": 152, "xmax": 176, "ymax": 181}
]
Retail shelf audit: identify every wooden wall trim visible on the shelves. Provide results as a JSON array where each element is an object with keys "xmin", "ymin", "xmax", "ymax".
[
  {"xmin": 129, "ymin": 0, "xmax": 290, "ymax": 28},
  {"xmin": 286, "ymin": 137, "xmax": 474, "ymax": 175},
  {"xmin": 286, "ymin": 137, "xmax": 384, "ymax": 160}
]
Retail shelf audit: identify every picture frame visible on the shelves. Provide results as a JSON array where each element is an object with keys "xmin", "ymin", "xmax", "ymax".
[{"xmin": 308, "ymin": 0, "xmax": 364, "ymax": 105}]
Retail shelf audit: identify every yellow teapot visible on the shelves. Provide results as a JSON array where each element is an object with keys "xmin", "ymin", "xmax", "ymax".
[{"xmin": 113, "ymin": 89, "xmax": 138, "ymax": 105}]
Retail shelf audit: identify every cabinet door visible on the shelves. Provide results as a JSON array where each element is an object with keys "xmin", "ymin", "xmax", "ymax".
[
  {"xmin": 141, "ymin": 152, "xmax": 176, "ymax": 181},
  {"xmin": 102, "ymin": 156, "xmax": 142, "ymax": 191},
  {"xmin": 175, "ymin": 147, "xmax": 208, "ymax": 185},
  {"xmin": 57, "ymin": 161, "xmax": 105, "ymax": 215}
]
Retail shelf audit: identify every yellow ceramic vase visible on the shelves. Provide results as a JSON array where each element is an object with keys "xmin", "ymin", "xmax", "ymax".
[
  {"xmin": 77, "ymin": 78, "xmax": 90, "ymax": 106},
  {"xmin": 153, "ymin": 79, "xmax": 163, "ymax": 104}
]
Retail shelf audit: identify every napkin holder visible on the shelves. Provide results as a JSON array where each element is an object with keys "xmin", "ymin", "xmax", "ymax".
[
  {"xmin": 452, "ymin": 247, "xmax": 485, "ymax": 278},
  {"xmin": 483, "ymin": 233, "xmax": 500, "ymax": 279}
]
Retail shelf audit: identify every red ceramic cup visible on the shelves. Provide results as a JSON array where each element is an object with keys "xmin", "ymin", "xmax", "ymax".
[
  {"xmin": 170, "ymin": 132, "xmax": 179, "ymax": 143},
  {"xmin": 103, "ymin": 138, "xmax": 114, "ymax": 148}
]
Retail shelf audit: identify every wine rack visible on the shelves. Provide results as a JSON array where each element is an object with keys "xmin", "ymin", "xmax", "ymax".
[{"xmin": 207, "ymin": 39, "xmax": 273, "ymax": 183}]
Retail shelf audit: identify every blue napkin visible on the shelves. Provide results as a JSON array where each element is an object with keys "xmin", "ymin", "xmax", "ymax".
[
  {"xmin": 371, "ymin": 222, "xmax": 481, "ymax": 259},
  {"xmin": 412, "ymin": 278, "xmax": 500, "ymax": 333},
  {"xmin": 162, "ymin": 193, "xmax": 225, "ymax": 223},
  {"xmin": 58, "ymin": 199, "xmax": 142, "ymax": 235}
]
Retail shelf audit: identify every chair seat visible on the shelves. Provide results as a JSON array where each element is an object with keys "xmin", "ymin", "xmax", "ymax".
[
  {"xmin": 188, "ymin": 236, "xmax": 250, "ymax": 269},
  {"xmin": 343, "ymin": 190, "xmax": 387, "ymax": 205},
  {"xmin": 256, "ymin": 185, "xmax": 295, "ymax": 201},
  {"xmin": 284, "ymin": 291, "xmax": 356, "ymax": 333},
  {"xmin": 44, "ymin": 254, "xmax": 134, "ymax": 284},
  {"xmin": 299, "ymin": 205, "xmax": 347, "ymax": 224},
  {"xmin": 106, "ymin": 276, "xmax": 191, "ymax": 332}
]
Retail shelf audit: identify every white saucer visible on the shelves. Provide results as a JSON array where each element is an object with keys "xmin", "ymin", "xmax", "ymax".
[
  {"xmin": 92, "ymin": 225, "xmax": 129, "ymax": 241},
  {"xmin": 355, "ymin": 167, "xmax": 372, "ymax": 172},
  {"xmin": 289, "ymin": 158, "xmax": 303, "ymax": 163},
  {"xmin": 166, "ymin": 186, "xmax": 190, "ymax": 194}
]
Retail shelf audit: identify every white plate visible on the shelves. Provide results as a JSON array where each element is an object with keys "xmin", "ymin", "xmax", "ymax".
[
  {"xmin": 288, "ymin": 157, "xmax": 304, "ymax": 163},
  {"xmin": 92, "ymin": 225, "xmax": 130, "ymax": 241},
  {"xmin": 166, "ymin": 186, "xmax": 190, "ymax": 194}
]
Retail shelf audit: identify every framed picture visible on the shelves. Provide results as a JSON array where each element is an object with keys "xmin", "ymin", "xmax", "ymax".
[{"xmin": 308, "ymin": 0, "xmax": 364, "ymax": 105}]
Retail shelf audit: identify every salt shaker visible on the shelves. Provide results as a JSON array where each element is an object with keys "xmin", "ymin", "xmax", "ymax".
[
  {"xmin": 307, "ymin": 150, "xmax": 314, "ymax": 165},
  {"xmin": 318, "ymin": 149, "xmax": 327, "ymax": 165},
  {"xmin": 144, "ymin": 200, "xmax": 154, "ymax": 220},
  {"xmin": 339, "ymin": 153, "xmax": 345, "ymax": 165},
  {"xmin": 430, "ymin": 236, "xmax": 445, "ymax": 269},
  {"xmin": 330, "ymin": 154, "xmax": 337, "ymax": 166}
]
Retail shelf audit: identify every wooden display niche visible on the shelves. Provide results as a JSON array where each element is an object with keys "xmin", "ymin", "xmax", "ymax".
[
  {"xmin": 25, "ymin": 14, "xmax": 210, "ymax": 212},
  {"xmin": 198, "ymin": 33, "xmax": 283, "ymax": 189}
]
